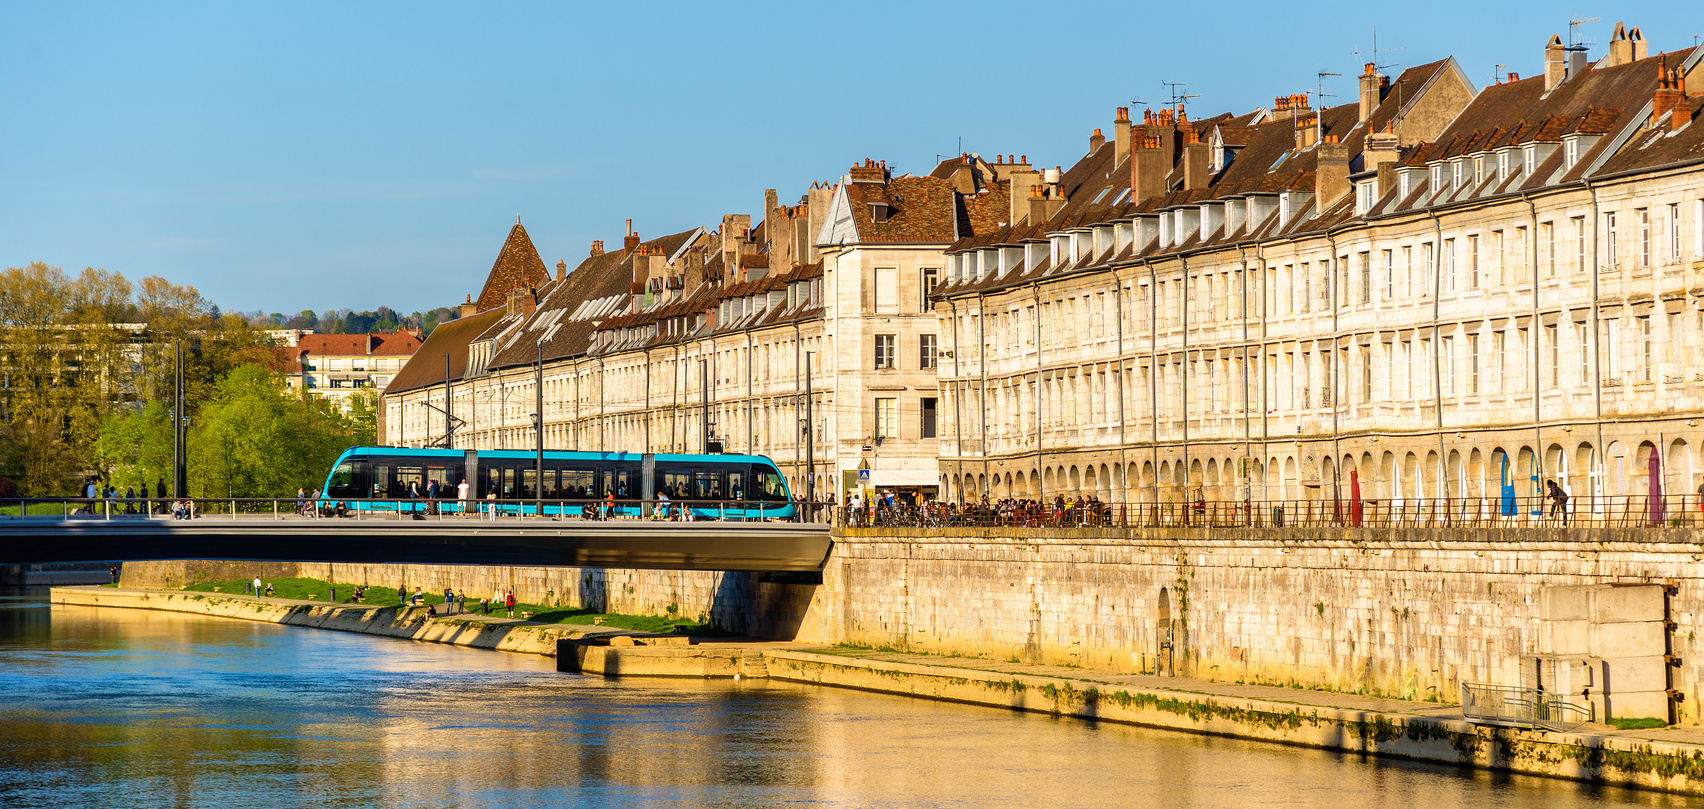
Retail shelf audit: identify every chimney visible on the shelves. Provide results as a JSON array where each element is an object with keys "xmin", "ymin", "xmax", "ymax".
[
  {"xmin": 1365, "ymin": 126, "xmax": 1401, "ymax": 194},
  {"xmin": 460, "ymin": 294, "xmax": 477, "ymax": 318},
  {"xmin": 1654, "ymin": 62, "xmax": 1691, "ymax": 129},
  {"xmin": 1114, "ymin": 107, "xmax": 1131, "ymax": 164},
  {"xmin": 367, "ymin": 334, "xmax": 378, "ymax": 355},
  {"xmin": 1602, "ymin": 22, "xmax": 1647, "ymax": 68},
  {"xmin": 1088, "ymin": 128, "xmax": 1106, "ymax": 155},
  {"xmin": 623, "ymin": 219, "xmax": 640, "ymax": 251},
  {"xmin": 590, "ymin": 240, "xmax": 604, "ymax": 257},
  {"xmin": 1131, "ymin": 134, "xmax": 1166, "ymax": 202},
  {"xmin": 555, "ymin": 259, "xmax": 567, "ymax": 283},
  {"xmin": 1545, "ymin": 34, "xmax": 1567, "ymax": 91},
  {"xmin": 1315, "ymin": 136, "xmax": 1350, "ymax": 208},
  {"xmin": 1358, "ymin": 62, "xmax": 1384, "ymax": 122},
  {"xmin": 1181, "ymin": 130, "xmax": 1210, "ymax": 191},
  {"xmin": 1008, "ymin": 161, "xmax": 1040, "ymax": 225},
  {"xmin": 950, "ymin": 154, "xmax": 976, "ymax": 194},
  {"xmin": 523, "ymin": 287, "xmax": 537, "ymax": 316},
  {"xmin": 1295, "ymin": 113, "xmax": 1319, "ymax": 148}
]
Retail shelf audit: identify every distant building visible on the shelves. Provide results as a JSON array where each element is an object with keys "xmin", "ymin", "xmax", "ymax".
[{"xmin": 287, "ymin": 332, "xmax": 422, "ymax": 409}]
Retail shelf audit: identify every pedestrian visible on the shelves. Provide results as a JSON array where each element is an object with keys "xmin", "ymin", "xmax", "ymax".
[
  {"xmin": 155, "ymin": 478, "xmax": 167, "ymax": 513},
  {"xmin": 398, "ymin": 582, "xmax": 407, "ymax": 606},
  {"xmin": 505, "ymin": 589, "xmax": 516, "ymax": 618},
  {"xmin": 457, "ymin": 590, "xmax": 466, "ymax": 613},
  {"xmin": 443, "ymin": 587, "xmax": 455, "ymax": 614},
  {"xmin": 253, "ymin": 576, "xmax": 262, "ymax": 597},
  {"xmin": 1548, "ymin": 479, "xmax": 1570, "ymax": 524},
  {"xmin": 457, "ymin": 479, "xmax": 470, "ymax": 516},
  {"xmin": 480, "ymin": 596, "xmax": 489, "ymax": 615},
  {"xmin": 412, "ymin": 586, "xmax": 423, "ymax": 606},
  {"xmin": 108, "ymin": 566, "xmax": 118, "ymax": 584}
]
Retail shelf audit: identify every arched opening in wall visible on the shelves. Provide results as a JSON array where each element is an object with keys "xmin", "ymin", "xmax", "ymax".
[
  {"xmin": 1068, "ymin": 465, "xmax": 1081, "ymax": 494},
  {"xmin": 1139, "ymin": 463, "xmax": 1154, "ymax": 504},
  {"xmin": 1266, "ymin": 457, "xmax": 1280, "ymax": 502},
  {"xmin": 1467, "ymin": 449, "xmax": 1485, "ymax": 500},
  {"xmin": 1635, "ymin": 441, "xmax": 1659, "ymax": 518},
  {"xmin": 1189, "ymin": 459, "xmax": 1205, "ymax": 499},
  {"xmin": 1321, "ymin": 457, "xmax": 1337, "ymax": 503},
  {"xmin": 1158, "ymin": 461, "xmax": 1171, "ymax": 499},
  {"xmin": 1205, "ymin": 459, "xmax": 1220, "ymax": 499},
  {"xmin": 1042, "ymin": 467, "xmax": 1055, "ymax": 495},
  {"xmin": 1083, "ymin": 465, "xmax": 1098, "ymax": 498},
  {"xmin": 1127, "ymin": 462, "xmax": 1141, "ymax": 503},
  {"xmin": 1099, "ymin": 463, "xmax": 1112, "ymax": 499},
  {"xmin": 1605, "ymin": 441, "xmax": 1630, "ymax": 503},
  {"xmin": 1029, "ymin": 469, "xmax": 1041, "ymax": 498},
  {"xmin": 1546, "ymin": 443, "xmax": 1570, "ymax": 505},
  {"xmin": 1381, "ymin": 451, "xmax": 1399, "ymax": 503},
  {"xmin": 1574, "ymin": 443, "xmax": 1598, "ymax": 513},
  {"xmin": 1402, "ymin": 452, "xmax": 1420, "ymax": 504},
  {"xmin": 1424, "ymin": 451, "xmax": 1440, "ymax": 508},
  {"xmin": 1156, "ymin": 586, "xmax": 1173, "ymax": 676},
  {"xmin": 1282, "ymin": 457, "xmax": 1298, "ymax": 502},
  {"xmin": 977, "ymin": 474, "xmax": 988, "ymax": 497},
  {"xmin": 1171, "ymin": 460, "xmax": 1188, "ymax": 498},
  {"xmin": 1515, "ymin": 446, "xmax": 1538, "ymax": 513},
  {"xmin": 1668, "ymin": 438, "xmax": 1693, "ymax": 511},
  {"xmin": 1446, "ymin": 450, "xmax": 1463, "ymax": 501}
]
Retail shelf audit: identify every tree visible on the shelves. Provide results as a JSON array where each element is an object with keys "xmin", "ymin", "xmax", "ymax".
[
  {"xmin": 0, "ymin": 417, "xmax": 80, "ymax": 496},
  {"xmin": 186, "ymin": 365, "xmax": 354, "ymax": 498},
  {"xmin": 94, "ymin": 401, "xmax": 173, "ymax": 492},
  {"xmin": 346, "ymin": 388, "xmax": 379, "ymax": 447}
]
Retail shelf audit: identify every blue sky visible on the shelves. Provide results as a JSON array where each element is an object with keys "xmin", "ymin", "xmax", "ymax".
[{"xmin": 2, "ymin": 2, "xmax": 1697, "ymax": 316}]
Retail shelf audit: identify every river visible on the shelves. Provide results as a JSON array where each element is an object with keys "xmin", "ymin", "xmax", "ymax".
[{"xmin": 0, "ymin": 588, "xmax": 1693, "ymax": 808}]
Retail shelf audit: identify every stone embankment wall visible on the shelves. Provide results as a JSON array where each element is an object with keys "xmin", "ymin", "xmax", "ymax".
[
  {"xmin": 802, "ymin": 527, "xmax": 1704, "ymax": 720},
  {"xmin": 118, "ymin": 560, "xmax": 816, "ymax": 638}
]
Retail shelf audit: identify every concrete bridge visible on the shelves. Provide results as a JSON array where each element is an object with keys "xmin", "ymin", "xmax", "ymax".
[{"xmin": 0, "ymin": 518, "xmax": 832, "ymax": 572}]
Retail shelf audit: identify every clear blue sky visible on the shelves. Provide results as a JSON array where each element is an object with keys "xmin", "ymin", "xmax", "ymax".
[{"xmin": 2, "ymin": 2, "xmax": 1696, "ymax": 317}]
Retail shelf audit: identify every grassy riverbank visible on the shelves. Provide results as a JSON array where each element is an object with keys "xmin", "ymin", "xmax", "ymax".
[{"xmin": 181, "ymin": 577, "xmax": 732, "ymax": 636}]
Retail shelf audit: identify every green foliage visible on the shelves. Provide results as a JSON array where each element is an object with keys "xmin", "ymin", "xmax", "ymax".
[
  {"xmin": 186, "ymin": 365, "xmax": 356, "ymax": 497},
  {"xmin": 345, "ymin": 388, "xmax": 378, "ymax": 447},
  {"xmin": 94, "ymin": 401, "xmax": 173, "ymax": 492},
  {"xmin": 1607, "ymin": 716, "xmax": 1669, "ymax": 730}
]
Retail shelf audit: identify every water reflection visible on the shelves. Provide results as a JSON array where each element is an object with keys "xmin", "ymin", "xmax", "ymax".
[{"xmin": 0, "ymin": 589, "xmax": 1690, "ymax": 808}]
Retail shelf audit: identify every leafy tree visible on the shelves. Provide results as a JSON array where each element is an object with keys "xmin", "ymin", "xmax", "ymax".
[
  {"xmin": 94, "ymin": 401, "xmax": 173, "ymax": 493},
  {"xmin": 0, "ymin": 417, "xmax": 81, "ymax": 496},
  {"xmin": 186, "ymin": 365, "xmax": 354, "ymax": 498},
  {"xmin": 346, "ymin": 388, "xmax": 379, "ymax": 447}
]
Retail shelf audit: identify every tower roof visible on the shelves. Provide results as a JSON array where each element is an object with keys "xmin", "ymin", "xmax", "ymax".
[{"xmin": 472, "ymin": 221, "xmax": 549, "ymax": 311}]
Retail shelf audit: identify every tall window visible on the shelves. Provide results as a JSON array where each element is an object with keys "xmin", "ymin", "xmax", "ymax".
[
  {"xmin": 1441, "ymin": 336, "xmax": 1455, "ymax": 395},
  {"xmin": 920, "ymin": 397, "xmax": 937, "ymax": 438},
  {"xmin": 1545, "ymin": 324, "xmax": 1559, "ymax": 389},
  {"xmin": 1359, "ymin": 252, "xmax": 1371, "ymax": 304},
  {"xmin": 920, "ymin": 267, "xmax": 939, "ymax": 312},
  {"xmin": 874, "ymin": 334, "xmax": 897, "ymax": 369},
  {"xmin": 919, "ymin": 334, "xmax": 937, "ymax": 369},
  {"xmin": 1670, "ymin": 203, "xmax": 1683, "ymax": 262},
  {"xmin": 1605, "ymin": 212, "xmax": 1619, "ymax": 267},
  {"xmin": 874, "ymin": 267, "xmax": 898, "ymax": 313},
  {"xmin": 1542, "ymin": 222, "xmax": 1555, "ymax": 277},
  {"xmin": 1573, "ymin": 216, "xmax": 1587, "ymax": 273},
  {"xmin": 1381, "ymin": 249, "xmax": 1394, "ymax": 300},
  {"xmin": 1639, "ymin": 316, "xmax": 1652, "ymax": 382},
  {"xmin": 874, "ymin": 398, "xmax": 897, "ymax": 439},
  {"xmin": 1422, "ymin": 242, "xmax": 1436, "ymax": 294},
  {"xmin": 1467, "ymin": 235, "xmax": 1479, "ymax": 289},
  {"xmin": 1360, "ymin": 346, "xmax": 1372, "ymax": 401},
  {"xmin": 1637, "ymin": 208, "xmax": 1651, "ymax": 267},
  {"xmin": 1402, "ymin": 246, "xmax": 1414, "ymax": 297},
  {"xmin": 1467, "ymin": 333, "xmax": 1480, "ymax": 395}
]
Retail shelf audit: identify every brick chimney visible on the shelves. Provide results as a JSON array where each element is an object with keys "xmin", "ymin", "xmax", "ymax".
[
  {"xmin": 1365, "ymin": 125, "xmax": 1401, "ymax": 194},
  {"xmin": 1131, "ymin": 133, "xmax": 1167, "ymax": 202},
  {"xmin": 1088, "ymin": 128, "xmax": 1106, "ymax": 155},
  {"xmin": 1316, "ymin": 136, "xmax": 1350, "ymax": 208},
  {"xmin": 623, "ymin": 219, "xmax": 640, "ymax": 251},
  {"xmin": 1545, "ymin": 34, "xmax": 1567, "ymax": 91},
  {"xmin": 1358, "ymin": 62, "xmax": 1384, "ymax": 122},
  {"xmin": 555, "ymin": 259, "xmax": 567, "ymax": 283},
  {"xmin": 1182, "ymin": 129, "xmax": 1210, "ymax": 191},
  {"xmin": 460, "ymin": 294, "xmax": 477, "ymax": 318},
  {"xmin": 1007, "ymin": 159, "xmax": 1040, "ymax": 225},
  {"xmin": 1114, "ymin": 107, "xmax": 1131, "ymax": 164},
  {"xmin": 950, "ymin": 154, "xmax": 976, "ymax": 194},
  {"xmin": 1654, "ymin": 62, "xmax": 1691, "ymax": 130},
  {"xmin": 590, "ymin": 240, "xmax": 604, "ymax": 257}
]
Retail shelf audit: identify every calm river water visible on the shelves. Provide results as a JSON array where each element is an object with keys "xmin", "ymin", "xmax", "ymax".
[{"xmin": 0, "ymin": 588, "xmax": 1696, "ymax": 808}]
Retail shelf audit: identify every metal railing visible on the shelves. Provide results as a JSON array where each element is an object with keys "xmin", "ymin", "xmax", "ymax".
[
  {"xmin": 838, "ymin": 494, "xmax": 1704, "ymax": 530},
  {"xmin": 1461, "ymin": 682, "xmax": 1595, "ymax": 731},
  {"xmin": 0, "ymin": 496, "xmax": 827, "ymax": 524}
]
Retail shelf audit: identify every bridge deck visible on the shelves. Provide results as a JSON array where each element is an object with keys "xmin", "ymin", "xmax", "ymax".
[{"xmin": 0, "ymin": 517, "xmax": 832, "ymax": 572}]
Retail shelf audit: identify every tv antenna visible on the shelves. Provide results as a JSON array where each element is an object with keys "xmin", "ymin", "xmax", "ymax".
[
  {"xmin": 1310, "ymin": 71, "xmax": 1340, "ymax": 144},
  {"xmin": 1568, "ymin": 16, "xmax": 1600, "ymax": 51},
  {"xmin": 1351, "ymin": 27, "xmax": 1405, "ymax": 72},
  {"xmin": 1493, "ymin": 63, "xmax": 1508, "ymax": 84},
  {"xmin": 1159, "ymin": 80, "xmax": 1199, "ymax": 115}
]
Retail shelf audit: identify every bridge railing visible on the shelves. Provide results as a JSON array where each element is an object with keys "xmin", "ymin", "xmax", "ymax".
[
  {"xmin": 1460, "ymin": 682, "xmax": 1594, "ymax": 731},
  {"xmin": 837, "ymin": 494, "xmax": 1704, "ymax": 530},
  {"xmin": 0, "ymin": 497, "xmax": 827, "ymax": 523}
]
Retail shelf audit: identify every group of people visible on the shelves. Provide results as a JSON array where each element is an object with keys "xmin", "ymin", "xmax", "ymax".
[
  {"xmin": 79, "ymin": 477, "xmax": 174, "ymax": 516},
  {"xmin": 841, "ymin": 492, "xmax": 1113, "ymax": 528},
  {"xmin": 398, "ymin": 584, "xmax": 519, "ymax": 618}
]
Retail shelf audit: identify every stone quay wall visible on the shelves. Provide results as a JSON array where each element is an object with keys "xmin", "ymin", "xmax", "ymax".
[{"xmin": 801, "ymin": 526, "xmax": 1704, "ymax": 721}]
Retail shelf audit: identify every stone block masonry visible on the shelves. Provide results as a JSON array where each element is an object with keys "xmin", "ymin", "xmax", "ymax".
[{"xmin": 801, "ymin": 526, "xmax": 1704, "ymax": 723}]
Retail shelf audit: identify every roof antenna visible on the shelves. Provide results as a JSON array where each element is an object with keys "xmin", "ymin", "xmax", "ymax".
[
  {"xmin": 1159, "ymin": 80, "xmax": 1198, "ymax": 116},
  {"xmin": 1492, "ymin": 64, "xmax": 1508, "ymax": 84},
  {"xmin": 1352, "ymin": 27, "xmax": 1405, "ymax": 73},
  {"xmin": 1310, "ymin": 71, "xmax": 1340, "ymax": 144},
  {"xmin": 1568, "ymin": 16, "xmax": 1600, "ymax": 52}
]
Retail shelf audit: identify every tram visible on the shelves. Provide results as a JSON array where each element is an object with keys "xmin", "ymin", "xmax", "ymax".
[{"xmin": 317, "ymin": 447, "xmax": 795, "ymax": 520}]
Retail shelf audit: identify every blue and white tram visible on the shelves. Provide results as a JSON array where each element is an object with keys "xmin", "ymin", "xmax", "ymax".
[{"xmin": 317, "ymin": 447, "xmax": 795, "ymax": 520}]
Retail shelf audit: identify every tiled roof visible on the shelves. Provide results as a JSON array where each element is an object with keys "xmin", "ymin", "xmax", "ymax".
[
  {"xmin": 383, "ymin": 309, "xmax": 504, "ymax": 395},
  {"xmin": 294, "ymin": 331, "xmax": 422, "ymax": 358},
  {"xmin": 473, "ymin": 222, "xmax": 550, "ymax": 311}
]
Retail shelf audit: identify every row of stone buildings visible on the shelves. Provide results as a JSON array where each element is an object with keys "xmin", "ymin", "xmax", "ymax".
[{"xmin": 384, "ymin": 22, "xmax": 1704, "ymax": 510}]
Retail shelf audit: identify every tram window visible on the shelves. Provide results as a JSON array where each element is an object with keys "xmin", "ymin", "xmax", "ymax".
[
  {"xmin": 561, "ymin": 468, "xmax": 595, "ymax": 498},
  {"xmin": 754, "ymin": 468, "xmax": 789, "ymax": 501},
  {"xmin": 604, "ymin": 469, "xmax": 634, "ymax": 500},
  {"xmin": 328, "ymin": 462, "xmax": 357, "ymax": 495},
  {"xmin": 519, "ymin": 469, "xmax": 538, "ymax": 499},
  {"xmin": 660, "ymin": 470, "xmax": 692, "ymax": 500},
  {"xmin": 726, "ymin": 471, "xmax": 745, "ymax": 502},
  {"xmin": 372, "ymin": 465, "xmax": 393, "ymax": 498},
  {"xmin": 693, "ymin": 471, "xmax": 724, "ymax": 501},
  {"xmin": 425, "ymin": 465, "xmax": 455, "ymax": 495},
  {"xmin": 395, "ymin": 466, "xmax": 424, "ymax": 497}
]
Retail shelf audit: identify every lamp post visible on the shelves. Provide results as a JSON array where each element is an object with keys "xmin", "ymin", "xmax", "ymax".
[{"xmin": 534, "ymin": 340, "xmax": 544, "ymax": 516}]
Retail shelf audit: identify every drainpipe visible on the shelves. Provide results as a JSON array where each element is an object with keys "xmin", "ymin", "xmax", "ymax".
[
  {"xmin": 1427, "ymin": 210, "xmax": 1446, "ymax": 499},
  {"xmin": 950, "ymin": 299, "xmax": 963, "ymax": 500},
  {"xmin": 1032, "ymin": 282, "xmax": 1044, "ymax": 502},
  {"xmin": 1236, "ymin": 244, "xmax": 1253, "ymax": 502},
  {"xmin": 1586, "ymin": 178, "xmax": 1605, "ymax": 506},
  {"xmin": 1326, "ymin": 233, "xmax": 1342, "ymax": 505},
  {"xmin": 1145, "ymin": 258, "xmax": 1159, "ymax": 504},
  {"xmin": 979, "ymin": 293, "xmax": 990, "ymax": 495},
  {"xmin": 1113, "ymin": 267, "xmax": 1128, "ymax": 502},
  {"xmin": 1179, "ymin": 255, "xmax": 1190, "ymax": 499},
  {"xmin": 1523, "ymin": 191, "xmax": 1544, "ymax": 499}
]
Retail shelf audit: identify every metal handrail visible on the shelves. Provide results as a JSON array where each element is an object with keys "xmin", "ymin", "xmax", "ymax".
[
  {"xmin": 0, "ymin": 496, "xmax": 819, "ymax": 523},
  {"xmin": 834, "ymin": 494, "xmax": 1703, "ymax": 530},
  {"xmin": 1461, "ymin": 681, "xmax": 1594, "ymax": 731}
]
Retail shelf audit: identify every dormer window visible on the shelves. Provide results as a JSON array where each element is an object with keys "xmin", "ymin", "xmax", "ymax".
[
  {"xmin": 870, "ymin": 202, "xmax": 892, "ymax": 223},
  {"xmin": 1564, "ymin": 137, "xmax": 1578, "ymax": 168},
  {"xmin": 1429, "ymin": 165, "xmax": 1442, "ymax": 190},
  {"xmin": 1279, "ymin": 194, "xmax": 1291, "ymax": 224},
  {"xmin": 1355, "ymin": 180, "xmax": 1377, "ymax": 215},
  {"xmin": 1399, "ymin": 170, "xmax": 1412, "ymax": 198},
  {"xmin": 1473, "ymin": 157, "xmax": 1485, "ymax": 186},
  {"xmin": 1523, "ymin": 145, "xmax": 1536, "ymax": 176},
  {"xmin": 1451, "ymin": 161, "xmax": 1463, "ymax": 188},
  {"xmin": 1497, "ymin": 151, "xmax": 1510, "ymax": 181}
]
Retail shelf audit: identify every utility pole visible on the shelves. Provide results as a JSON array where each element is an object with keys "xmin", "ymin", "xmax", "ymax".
[
  {"xmin": 442, "ymin": 354, "xmax": 452, "ymax": 449},
  {"xmin": 172, "ymin": 341, "xmax": 183, "ymax": 498},
  {"xmin": 701, "ymin": 358, "xmax": 712, "ymax": 454},
  {"xmin": 804, "ymin": 351, "xmax": 815, "ymax": 514},
  {"xmin": 534, "ymin": 341, "xmax": 544, "ymax": 516}
]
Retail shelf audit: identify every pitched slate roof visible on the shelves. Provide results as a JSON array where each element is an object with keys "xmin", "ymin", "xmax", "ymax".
[
  {"xmin": 382, "ymin": 308, "xmax": 504, "ymax": 395},
  {"xmin": 295, "ymin": 332, "xmax": 422, "ymax": 358},
  {"xmin": 472, "ymin": 222, "xmax": 550, "ymax": 311}
]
